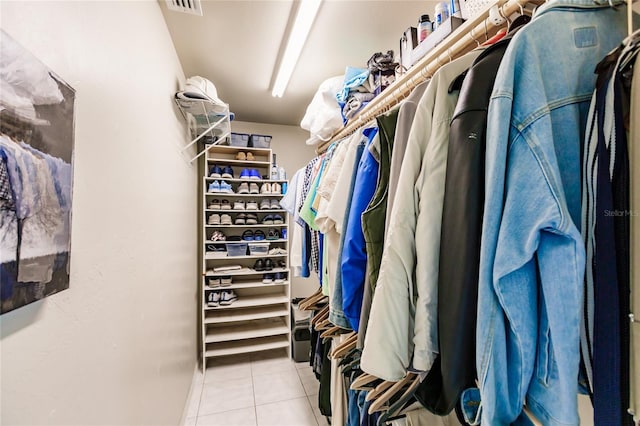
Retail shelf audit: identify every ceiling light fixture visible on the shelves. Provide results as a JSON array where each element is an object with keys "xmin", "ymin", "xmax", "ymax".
[{"xmin": 271, "ymin": 0, "xmax": 322, "ymax": 98}]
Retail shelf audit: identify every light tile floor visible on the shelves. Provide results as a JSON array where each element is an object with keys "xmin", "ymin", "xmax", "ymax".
[{"xmin": 184, "ymin": 349, "xmax": 329, "ymax": 426}]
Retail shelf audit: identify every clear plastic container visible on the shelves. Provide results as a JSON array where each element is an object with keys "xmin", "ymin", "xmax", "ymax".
[
  {"xmin": 248, "ymin": 242, "xmax": 270, "ymax": 256},
  {"xmin": 227, "ymin": 243, "xmax": 248, "ymax": 256},
  {"xmin": 230, "ymin": 132, "xmax": 250, "ymax": 147},
  {"xmin": 249, "ymin": 134, "xmax": 272, "ymax": 148}
]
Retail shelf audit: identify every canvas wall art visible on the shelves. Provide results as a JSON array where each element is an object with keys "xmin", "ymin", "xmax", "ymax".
[{"xmin": 0, "ymin": 30, "xmax": 75, "ymax": 314}]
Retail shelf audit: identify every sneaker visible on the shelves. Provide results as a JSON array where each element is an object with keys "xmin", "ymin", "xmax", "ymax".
[
  {"xmin": 274, "ymin": 272, "xmax": 285, "ymax": 283},
  {"xmin": 276, "ymin": 260, "xmax": 287, "ymax": 268},
  {"xmin": 253, "ymin": 259, "xmax": 265, "ymax": 271},
  {"xmin": 221, "ymin": 214, "xmax": 232, "ymax": 225},
  {"xmin": 208, "ymin": 277, "xmax": 221, "ymax": 288},
  {"xmin": 211, "ymin": 230, "xmax": 226, "ymax": 241},
  {"xmin": 254, "ymin": 230, "xmax": 266, "ymax": 241},
  {"xmin": 246, "ymin": 213, "xmax": 258, "ymax": 225},
  {"xmin": 208, "ymin": 180, "xmax": 221, "ymax": 192},
  {"xmin": 264, "ymin": 258, "xmax": 274, "ymax": 271},
  {"xmin": 233, "ymin": 200, "xmax": 245, "ymax": 210},
  {"xmin": 209, "ymin": 165, "xmax": 222, "ymax": 178},
  {"xmin": 262, "ymin": 215, "xmax": 274, "ymax": 225},
  {"xmin": 235, "ymin": 152, "xmax": 247, "ymax": 160},
  {"xmin": 259, "ymin": 199, "xmax": 271, "ymax": 210},
  {"xmin": 242, "ymin": 230, "xmax": 254, "ymax": 241},
  {"xmin": 220, "ymin": 199, "xmax": 231, "ymax": 210},
  {"xmin": 219, "ymin": 290, "xmax": 238, "ymax": 305},
  {"xmin": 235, "ymin": 213, "xmax": 247, "ymax": 225},
  {"xmin": 262, "ymin": 274, "xmax": 274, "ymax": 284},
  {"xmin": 270, "ymin": 199, "xmax": 281, "ymax": 210},
  {"xmin": 208, "ymin": 214, "xmax": 221, "ymax": 225},
  {"xmin": 208, "ymin": 199, "xmax": 221, "ymax": 209},
  {"xmin": 249, "ymin": 183, "xmax": 260, "ymax": 194},
  {"xmin": 268, "ymin": 247, "xmax": 287, "ymax": 255},
  {"xmin": 273, "ymin": 215, "xmax": 284, "ymax": 225},
  {"xmin": 260, "ymin": 183, "xmax": 271, "ymax": 194},
  {"xmin": 272, "ymin": 183, "xmax": 282, "ymax": 194},
  {"xmin": 207, "ymin": 291, "xmax": 220, "ymax": 307},
  {"xmin": 267, "ymin": 228, "xmax": 280, "ymax": 240},
  {"xmin": 237, "ymin": 182, "xmax": 250, "ymax": 194},
  {"xmin": 222, "ymin": 166, "xmax": 234, "ymax": 179},
  {"xmin": 249, "ymin": 169, "xmax": 262, "ymax": 180},
  {"xmin": 239, "ymin": 169, "xmax": 252, "ymax": 179},
  {"xmin": 246, "ymin": 200, "xmax": 258, "ymax": 210},
  {"xmin": 220, "ymin": 276, "xmax": 232, "ymax": 287},
  {"xmin": 219, "ymin": 180, "xmax": 234, "ymax": 193}
]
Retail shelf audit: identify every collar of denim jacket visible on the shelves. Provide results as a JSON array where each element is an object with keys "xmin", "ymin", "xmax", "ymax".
[{"xmin": 535, "ymin": 0, "xmax": 626, "ymax": 17}]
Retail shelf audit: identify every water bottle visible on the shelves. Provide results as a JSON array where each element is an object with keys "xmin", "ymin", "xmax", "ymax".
[{"xmin": 278, "ymin": 166, "xmax": 286, "ymax": 180}]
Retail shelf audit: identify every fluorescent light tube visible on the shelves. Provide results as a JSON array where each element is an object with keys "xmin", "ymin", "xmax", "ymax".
[{"xmin": 271, "ymin": 0, "xmax": 322, "ymax": 98}]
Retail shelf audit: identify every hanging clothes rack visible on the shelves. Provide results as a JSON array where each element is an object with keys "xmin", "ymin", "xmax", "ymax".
[{"xmin": 315, "ymin": 0, "xmax": 544, "ymax": 154}]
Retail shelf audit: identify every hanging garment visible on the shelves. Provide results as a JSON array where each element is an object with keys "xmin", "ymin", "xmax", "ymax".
[
  {"xmin": 473, "ymin": 2, "xmax": 631, "ymax": 424},
  {"xmin": 420, "ymin": 29, "xmax": 518, "ymax": 416},
  {"xmin": 361, "ymin": 49, "xmax": 482, "ymax": 381}
]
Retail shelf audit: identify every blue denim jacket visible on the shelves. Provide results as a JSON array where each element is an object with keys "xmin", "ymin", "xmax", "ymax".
[{"xmin": 474, "ymin": 3, "xmax": 632, "ymax": 425}]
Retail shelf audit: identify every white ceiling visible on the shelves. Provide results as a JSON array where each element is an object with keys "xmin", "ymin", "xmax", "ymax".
[{"xmin": 160, "ymin": 0, "xmax": 438, "ymax": 126}]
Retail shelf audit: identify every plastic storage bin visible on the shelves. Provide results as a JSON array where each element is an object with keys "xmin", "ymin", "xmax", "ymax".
[
  {"xmin": 249, "ymin": 134, "xmax": 272, "ymax": 148},
  {"xmin": 248, "ymin": 242, "xmax": 269, "ymax": 256},
  {"xmin": 227, "ymin": 243, "xmax": 248, "ymax": 257},
  {"xmin": 230, "ymin": 132, "xmax": 250, "ymax": 147}
]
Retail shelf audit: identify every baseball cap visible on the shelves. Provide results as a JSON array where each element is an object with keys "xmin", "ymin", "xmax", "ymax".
[{"xmin": 177, "ymin": 76, "xmax": 225, "ymax": 105}]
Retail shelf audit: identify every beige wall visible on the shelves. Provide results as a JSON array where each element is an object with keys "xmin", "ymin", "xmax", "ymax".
[
  {"xmin": 231, "ymin": 121, "xmax": 320, "ymax": 298},
  {"xmin": 0, "ymin": 2, "xmax": 197, "ymax": 425}
]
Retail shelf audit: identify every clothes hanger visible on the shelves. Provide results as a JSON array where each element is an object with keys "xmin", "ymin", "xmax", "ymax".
[
  {"xmin": 315, "ymin": 318, "xmax": 334, "ymax": 331},
  {"xmin": 320, "ymin": 324, "xmax": 351, "ymax": 339},
  {"xmin": 311, "ymin": 305, "xmax": 329, "ymax": 327},
  {"xmin": 368, "ymin": 372, "xmax": 420, "ymax": 415},
  {"xmin": 299, "ymin": 288, "xmax": 322, "ymax": 310},
  {"xmin": 300, "ymin": 293, "xmax": 328, "ymax": 311},
  {"xmin": 330, "ymin": 332, "xmax": 358, "ymax": 358},
  {"xmin": 375, "ymin": 377, "xmax": 422, "ymax": 423},
  {"xmin": 365, "ymin": 379, "xmax": 396, "ymax": 402},
  {"xmin": 350, "ymin": 373, "xmax": 381, "ymax": 390}
]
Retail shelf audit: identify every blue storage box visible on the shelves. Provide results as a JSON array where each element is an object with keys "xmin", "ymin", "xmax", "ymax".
[
  {"xmin": 249, "ymin": 134, "xmax": 272, "ymax": 148},
  {"xmin": 227, "ymin": 243, "xmax": 248, "ymax": 257},
  {"xmin": 230, "ymin": 132, "xmax": 250, "ymax": 147}
]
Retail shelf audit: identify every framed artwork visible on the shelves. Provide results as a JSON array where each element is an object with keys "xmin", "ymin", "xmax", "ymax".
[{"xmin": 0, "ymin": 30, "xmax": 75, "ymax": 314}]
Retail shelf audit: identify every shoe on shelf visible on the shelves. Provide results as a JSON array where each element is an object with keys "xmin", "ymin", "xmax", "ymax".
[
  {"xmin": 273, "ymin": 215, "xmax": 284, "ymax": 225},
  {"xmin": 274, "ymin": 272, "xmax": 285, "ymax": 283},
  {"xmin": 270, "ymin": 199, "xmax": 281, "ymax": 210},
  {"xmin": 272, "ymin": 183, "xmax": 282, "ymax": 194},
  {"xmin": 219, "ymin": 290, "xmax": 238, "ymax": 305},
  {"xmin": 267, "ymin": 228, "xmax": 280, "ymax": 240},
  {"xmin": 262, "ymin": 215, "xmax": 274, "ymax": 225},
  {"xmin": 219, "ymin": 180, "xmax": 234, "ymax": 193},
  {"xmin": 246, "ymin": 200, "xmax": 258, "ymax": 210},
  {"xmin": 221, "ymin": 214, "xmax": 232, "ymax": 225},
  {"xmin": 208, "ymin": 199, "xmax": 221, "ymax": 209},
  {"xmin": 253, "ymin": 259, "xmax": 265, "ymax": 271},
  {"xmin": 242, "ymin": 230, "xmax": 254, "ymax": 241},
  {"xmin": 208, "ymin": 214, "xmax": 221, "ymax": 225},
  {"xmin": 235, "ymin": 152, "xmax": 247, "ymax": 161},
  {"xmin": 233, "ymin": 200, "xmax": 245, "ymax": 210},
  {"xmin": 260, "ymin": 182, "xmax": 271, "ymax": 194},
  {"xmin": 246, "ymin": 152, "xmax": 255, "ymax": 161},
  {"xmin": 277, "ymin": 260, "xmax": 286, "ymax": 268},
  {"xmin": 246, "ymin": 213, "xmax": 258, "ymax": 225},
  {"xmin": 207, "ymin": 291, "xmax": 220, "ymax": 307},
  {"xmin": 221, "ymin": 199, "xmax": 231, "ymax": 210},
  {"xmin": 209, "ymin": 165, "xmax": 222, "ymax": 178},
  {"xmin": 235, "ymin": 213, "xmax": 247, "ymax": 225},
  {"xmin": 249, "ymin": 169, "xmax": 262, "ymax": 180},
  {"xmin": 239, "ymin": 168, "xmax": 252, "ymax": 179},
  {"xmin": 249, "ymin": 183, "xmax": 260, "ymax": 194},
  {"xmin": 222, "ymin": 166, "xmax": 234, "ymax": 179},
  {"xmin": 259, "ymin": 199, "xmax": 271, "ymax": 210},
  {"xmin": 207, "ymin": 277, "xmax": 221, "ymax": 288},
  {"xmin": 237, "ymin": 182, "xmax": 250, "ymax": 194},
  {"xmin": 220, "ymin": 276, "xmax": 232, "ymax": 287},
  {"xmin": 264, "ymin": 258, "xmax": 274, "ymax": 271},
  {"xmin": 211, "ymin": 230, "xmax": 226, "ymax": 241},
  {"xmin": 262, "ymin": 274, "xmax": 274, "ymax": 284},
  {"xmin": 268, "ymin": 247, "xmax": 287, "ymax": 255},
  {"xmin": 254, "ymin": 230, "xmax": 266, "ymax": 241},
  {"xmin": 208, "ymin": 180, "xmax": 221, "ymax": 192}
]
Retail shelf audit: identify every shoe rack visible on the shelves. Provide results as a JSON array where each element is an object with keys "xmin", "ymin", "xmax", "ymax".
[{"xmin": 200, "ymin": 144, "xmax": 291, "ymax": 369}]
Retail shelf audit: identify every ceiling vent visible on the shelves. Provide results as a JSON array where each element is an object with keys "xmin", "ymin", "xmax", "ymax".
[{"xmin": 166, "ymin": 0, "xmax": 203, "ymax": 16}]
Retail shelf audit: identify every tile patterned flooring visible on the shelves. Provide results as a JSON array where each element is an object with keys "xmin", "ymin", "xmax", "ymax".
[{"xmin": 184, "ymin": 349, "xmax": 328, "ymax": 426}]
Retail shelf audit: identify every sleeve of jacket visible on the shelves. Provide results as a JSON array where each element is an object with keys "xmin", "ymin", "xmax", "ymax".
[{"xmin": 361, "ymin": 87, "xmax": 434, "ymax": 381}]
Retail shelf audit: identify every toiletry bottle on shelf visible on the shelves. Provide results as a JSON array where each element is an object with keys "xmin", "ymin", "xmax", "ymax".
[
  {"xmin": 271, "ymin": 154, "xmax": 279, "ymax": 180},
  {"xmin": 417, "ymin": 14, "xmax": 432, "ymax": 43}
]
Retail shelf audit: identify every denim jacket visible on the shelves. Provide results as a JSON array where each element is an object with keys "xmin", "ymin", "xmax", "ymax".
[{"xmin": 475, "ymin": 2, "xmax": 632, "ymax": 425}]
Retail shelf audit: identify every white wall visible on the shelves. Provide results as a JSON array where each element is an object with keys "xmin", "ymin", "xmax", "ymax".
[
  {"xmin": 231, "ymin": 121, "xmax": 319, "ymax": 298},
  {"xmin": 0, "ymin": 2, "xmax": 197, "ymax": 425}
]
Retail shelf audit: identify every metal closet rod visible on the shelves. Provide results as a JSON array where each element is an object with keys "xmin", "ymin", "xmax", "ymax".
[{"xmin": 316, "ymin": 0, "xmax": 543, "ymax": 154}]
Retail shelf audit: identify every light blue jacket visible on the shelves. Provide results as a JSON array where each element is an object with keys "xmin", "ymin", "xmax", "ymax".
[{"xmin": 475, "ymin": 3, "xmax": 633, "ymax": 425}]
